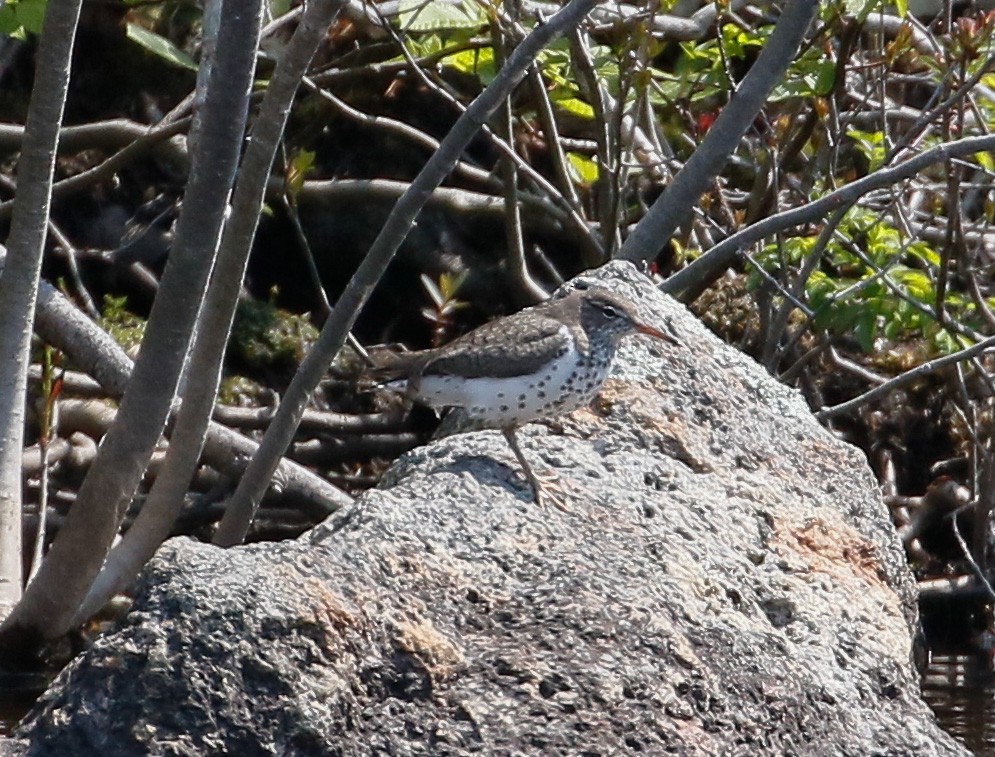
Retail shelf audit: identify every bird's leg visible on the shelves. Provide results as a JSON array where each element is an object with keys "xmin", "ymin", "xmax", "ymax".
[{"xmin": 501, "ymin": 427, "xmax": 568, "ymax": 511}]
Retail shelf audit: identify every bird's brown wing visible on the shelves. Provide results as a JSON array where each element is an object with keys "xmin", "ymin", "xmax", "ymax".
[{"xmin": 422, "ymin": 312, "xmax": 570, "ymax": 379}]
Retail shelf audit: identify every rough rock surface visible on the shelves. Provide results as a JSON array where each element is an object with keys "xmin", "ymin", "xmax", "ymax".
[{"xmin": 12, "ymin": 262, "xmax": 965, "ymax": 755}]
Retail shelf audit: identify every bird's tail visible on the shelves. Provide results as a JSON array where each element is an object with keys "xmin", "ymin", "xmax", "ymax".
[{"xmin": 357, "ymin": 346, "xmax": 427, "ymax": 392}]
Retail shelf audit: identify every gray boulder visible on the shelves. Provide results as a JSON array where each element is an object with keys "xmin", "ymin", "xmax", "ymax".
[{"xmin": 12, "ymin": 262, "xmax": 965, "ymax": 755}]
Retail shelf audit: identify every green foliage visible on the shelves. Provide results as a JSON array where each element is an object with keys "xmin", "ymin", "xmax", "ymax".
[
  {"xmin": 847, "ymin": 128, "xmax": 887, "ymax": 171},
  {"xmin": 444, "ymin": 43, "xmax": 497, "ymax": 84},
  {"xmin": 750, "ymin": 209, "xmax": 982, "ymax": 354},
  {"xmin": 769, "ymin": 46, "xmax": 836, "ymax": 101},
  {"xmin": 100, "ymin": 295, "xmax": 146, "ymax": 354},
  {"xmin": 0, "ymin": 0, "xmax": 47, "ymax": 38},
  {"xmin": 541, "ymin": 38, "xmax": 615, "ymax": 116},
  {"xmin": 652, "ymin": 23, "xmax": 835, "ymax": 107},
  {"xmin": 406, "ymin": 33, "xmax": 614, "ymax": 116},
  {"xmin": 398, "ymin": 10, "xmax": 836, "ymax": 165}
]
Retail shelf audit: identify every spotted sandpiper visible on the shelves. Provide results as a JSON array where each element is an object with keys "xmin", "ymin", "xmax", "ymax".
[{"xmin": 372, "ymin": 287, "xmax": 678, "ymax": 508}]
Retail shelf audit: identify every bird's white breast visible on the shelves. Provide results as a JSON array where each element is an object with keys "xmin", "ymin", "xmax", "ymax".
[{"xmin": 401, "ymin": 326, "xmax": 612, "ymax": 427}]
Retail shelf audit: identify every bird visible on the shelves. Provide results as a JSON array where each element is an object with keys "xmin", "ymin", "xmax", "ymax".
[{"xmin": 370, "ymin": 286, "xmax": 678, "ymax": 508}]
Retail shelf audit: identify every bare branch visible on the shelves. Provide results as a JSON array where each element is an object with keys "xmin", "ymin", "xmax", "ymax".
[
  {"xmin": 0, "ymin": 0, "xmax": 83, "ymax": 621},
  {"xmin": 214, "ymin": 0, "xmax": 603, "ymax": 546}
]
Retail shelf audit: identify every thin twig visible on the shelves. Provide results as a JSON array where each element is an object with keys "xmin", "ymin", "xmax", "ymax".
[{"xmin": 816, "ymin": 335, "xmax": 995, "ymax": 420}]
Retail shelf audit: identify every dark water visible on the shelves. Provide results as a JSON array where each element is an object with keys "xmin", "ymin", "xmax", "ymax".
[
  {"xmin": 1, "ymin": 700, "xmax": 27, "ymax": 737},
  {"xmin": 923, "ymin": 648, "xmax": 995, "ymax": 755},
  {"xmin": 0, "ymin": 671, "xmax": 48, "ymax": 737}
]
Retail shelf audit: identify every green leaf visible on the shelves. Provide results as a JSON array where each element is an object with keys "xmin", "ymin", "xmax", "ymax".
[
  {"xmin": 13, "ymin": 0, "xmax": 46, "ymax": 35},
  {"xmin": 855, "ymin": 311, "xmax": 879, "ymax": 352},
  {"xmin": 403, "ymin": 33, "xmax": 443, "ymax": 58},
  {"xmin": 397, "ymin": 0, "xmax": 487, "ymax": 32},
  {"xmin": 771, "ymin": 59, "xmax": 836, "ymax": 100},
  {"xmin": 286, "ymin": 149, "xmax": 316, "ymax": 203},
  {"xmin": 933, "ymin": 330, "xmax": 961, "ymax": 355},
  {"xmin": 891, "ymin": 267, "xmax": 934, "ymax": 302},
  {"xmin": 553, "ymin": 97, "xmax": 594, "ymax": 119},
  {"xmin": 125, "ymin": 23, "xmax": 198, "ymax": 71},
  {"xmin": 846, "ymin": 127, "xmax": 887, "ymax": 171},
  {"xmin": 975, "ymin": 151, "xmax": 995, "ymax": 173},
  {"xmin": 566, "ymin": 152, "xmax": 599, "ymax": 187},
  {"xmin": 0, "ymin": 6, "xmax": 23, "ymax": 36},
  {"xmin": 842, "ymin": 0, "xmax": 884, "ymax": 21},
  {"xmin": 908, "ymin": 241, "xmax": 941, "ymax": 267},
  {"xmin": 441, "ymin": 46, "xmax": 495, "ymax": 83},
  {"xmin": 269, "ymin": 0, "xmax": 292, "ymax": 16}
]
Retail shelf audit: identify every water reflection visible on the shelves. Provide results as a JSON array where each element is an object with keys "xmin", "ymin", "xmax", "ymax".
[{"xmin": 923, "ymin": 649, "xmax": 995, "ymax": 755}]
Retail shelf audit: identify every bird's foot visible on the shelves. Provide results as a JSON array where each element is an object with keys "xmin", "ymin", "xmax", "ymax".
[
  {"xmin": 502, "ymin": 427, "xmax": 580, "ymax": 512},
  {"xmin": 525, "ymin": 470, "xmax": 572, "ymax": 512}
]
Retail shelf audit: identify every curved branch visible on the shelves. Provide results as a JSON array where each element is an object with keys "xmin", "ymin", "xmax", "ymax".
[{"xmin": 663, "ymin": 133, "xmax": 995, "ymax": 301}]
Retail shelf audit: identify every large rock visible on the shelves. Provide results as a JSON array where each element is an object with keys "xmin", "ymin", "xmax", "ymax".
[{"xmin": 12, "ymin": 263, "xmax": 965, "ymax": 755}]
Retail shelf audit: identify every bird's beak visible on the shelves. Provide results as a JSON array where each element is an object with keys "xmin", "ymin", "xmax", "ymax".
[{"xmin": 636, "ymin": 321, "xmax": 679, "ymax": 345}]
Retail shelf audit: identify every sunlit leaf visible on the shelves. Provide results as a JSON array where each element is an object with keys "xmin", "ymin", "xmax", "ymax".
[
  {"xmin": 771, "ymin": 60, "xmax": 836, "ymax": 100},
  {"xmin": 933, "ymin": 330, "xmax": 962, "ymax": 354},
  {"xmin": 285, "ymin": 150, "xmax": 316, "ymax": 204},
  {"xmin": 975, "ymin": 151, "xmax": 995, "ymax": 173},
  {"xmin": 891, "ymin": 267, "xmax": 934, "ymax": 302},
  {"xmin": 125, "ymin": 23, "xmax": 198, "ymax": 71},
  {"xmin": 554, "ymin": 97, "xmax": 595, "ymax": 119},
  {"xmin": 566, "ymin": 152, "xmax": 599, "ymax": 187},
  {"xmin": 438, "ymin": 271, "xmax": 468, "ymax": 300},
  {"xmin": 908, "ymin": 242, "xmax": 941, "ymax": 267},
  {"xmin": 442, "ymin": 46, "xmax": 496, "ymax": 83},
  {"xmin": 398, "ymin": 0, "xmax": 487, "ymax": 32},
  {"xmin": 846, "ymin": 127, "xmax": 887, "ymax": 171}
]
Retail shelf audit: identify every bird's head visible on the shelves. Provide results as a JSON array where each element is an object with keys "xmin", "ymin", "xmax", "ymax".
[{"xmin": 577, "ymin": 289, "xmax": 679, "ymax": 346}]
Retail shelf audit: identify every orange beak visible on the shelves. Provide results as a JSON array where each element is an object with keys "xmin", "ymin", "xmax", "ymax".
[{"xmin": 636, "ymin": 321, "xmax": 679, "ymax": 345}]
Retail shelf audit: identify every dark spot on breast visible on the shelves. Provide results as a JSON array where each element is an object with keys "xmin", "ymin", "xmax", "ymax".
[
  {"xmin": 537, "ymin": 391, "xmax": 546, "ymax": 399},
  {"xmin": 500, "ymin": 404, "xmax": 509, "ymax": 412}
]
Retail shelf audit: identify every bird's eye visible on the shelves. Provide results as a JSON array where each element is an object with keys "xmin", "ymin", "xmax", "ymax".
[{"xmin": 600, "ymin": 305, "xmax": 619, "ymax": 318}]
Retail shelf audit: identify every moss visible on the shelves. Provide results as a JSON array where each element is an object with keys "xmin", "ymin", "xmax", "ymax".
[
  {"xmin": 229, "ymin": 299, "xmax": 319, "ymax": 376},
  {"xmin": 217, "ymin": 375, "xmax": 268, "ymax": 407},
  {"xmin": 100, "ymin": 295, "xmax": 146, "ymax": 355}
]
